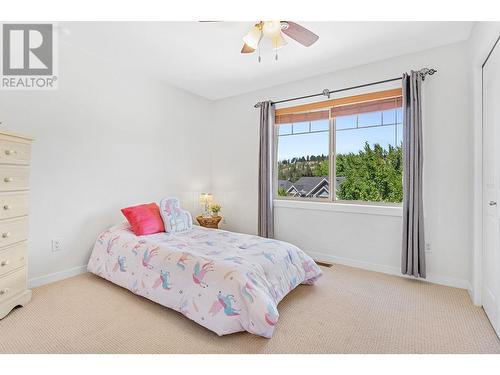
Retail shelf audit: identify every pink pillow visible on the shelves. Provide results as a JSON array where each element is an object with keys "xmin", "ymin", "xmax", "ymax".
[{"xmin": 121, "ymin": 203, "xmax": 165, "ymax": 236}]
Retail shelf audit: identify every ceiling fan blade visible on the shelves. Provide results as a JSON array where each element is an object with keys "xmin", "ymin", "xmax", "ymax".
[
  {"xmin": 281, "ymin": 21, "xmax": 319, "ymax": 47},
  {"xmin": 241, "ymin": 43, "xmax": 256, "ymax": 54}
]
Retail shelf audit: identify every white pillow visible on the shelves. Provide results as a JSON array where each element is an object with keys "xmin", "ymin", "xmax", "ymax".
[{"xmin": 159, "ymin": 197, "xmax": 193, "ymax": 233}]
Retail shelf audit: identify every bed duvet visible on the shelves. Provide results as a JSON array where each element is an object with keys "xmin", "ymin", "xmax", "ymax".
[{"xmin": 87, "ymin": 223, "xmax": 322, "ymax": 338}]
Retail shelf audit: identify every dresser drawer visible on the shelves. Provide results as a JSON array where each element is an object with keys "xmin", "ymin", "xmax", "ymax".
[
  {"xmin": 0, "ymin": 242, "xmax": 27, "ymax": 277},
  {"xmin": 0, "ymin": 267, "xmax": 26, "ymax": 303},
  {"xmin": 0, "ymin": 192, "xmax": 29, "ymax": 220},
  {"xmin": 0, "ymin": 139, "xmax": 31, "ymax": 165},
  {"xmin": 0, "ymin": 217, "xmax": 28, "ymax": 248},
  {"xmin": 0, "ymin": 165, "xmax": 30, "ymax": 191}
]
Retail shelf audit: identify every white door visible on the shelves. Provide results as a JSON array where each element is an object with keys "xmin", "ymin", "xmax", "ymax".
[{"xmin": 483, "ymin": 37, "xmax": 500, "ymax": 336}]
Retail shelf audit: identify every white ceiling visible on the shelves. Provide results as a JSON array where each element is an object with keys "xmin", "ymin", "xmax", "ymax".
[{"xmin": 62, "ymin": 22, "xmax": 474, "ymax": 100}]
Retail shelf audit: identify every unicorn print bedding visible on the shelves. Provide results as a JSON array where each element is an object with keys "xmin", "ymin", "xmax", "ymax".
[{"xmin": 87, "ymin": 223, "xmax": 322, "ymax": 338}]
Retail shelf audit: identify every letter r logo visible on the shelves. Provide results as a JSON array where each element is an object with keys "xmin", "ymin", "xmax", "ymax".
[{"xmin": 2, "ymin": 24, "xmax": 53, "ymax": 75}]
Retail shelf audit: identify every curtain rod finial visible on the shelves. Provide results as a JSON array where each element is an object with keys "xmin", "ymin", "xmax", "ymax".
[
  {"xmin": 419, "ymin": 68, "xmax": 437, "ymax": 81},
  {"xmin": 254, "ymin": 101, "xmax": 274, "ymax": 108}
]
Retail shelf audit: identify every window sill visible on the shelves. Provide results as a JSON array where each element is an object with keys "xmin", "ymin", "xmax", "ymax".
[{"xmin": 273, "ymin": 199, "xmax": 403, "ymax": 217}]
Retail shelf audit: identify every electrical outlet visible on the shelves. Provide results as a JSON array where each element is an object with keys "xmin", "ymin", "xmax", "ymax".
[
  {"xmin": 425, "ymin": 243, "xmax": 431, "ymax": 253},
  {"xmin": 52, "ymin": 239, "xmax": 63, "ymax": 252}
]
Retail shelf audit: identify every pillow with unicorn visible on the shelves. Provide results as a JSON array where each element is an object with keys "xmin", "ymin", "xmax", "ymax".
[{"xmin": 159, "ymin": 197, "xmax": 193, "ymax": 233}]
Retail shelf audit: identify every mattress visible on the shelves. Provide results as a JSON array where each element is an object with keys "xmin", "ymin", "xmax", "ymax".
[{"xmin": 87, "ymin": 223, "xmax": 322, "ymax": 338}]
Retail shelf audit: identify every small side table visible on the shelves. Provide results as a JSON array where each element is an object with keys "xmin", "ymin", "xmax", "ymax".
[{"xmin": 196, "ymin": 215, "xmax": 222, "ymax": 229}]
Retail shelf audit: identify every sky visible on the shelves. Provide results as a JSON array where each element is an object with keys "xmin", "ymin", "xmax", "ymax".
[{"xmin": 277, "ymin": 108, "xmax": 403, "ymax": 161}]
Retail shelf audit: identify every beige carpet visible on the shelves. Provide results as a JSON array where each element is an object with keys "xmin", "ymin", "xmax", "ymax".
[{"xmin": 1, "ymin": 264, "xmax": 499, "ymax": 354}]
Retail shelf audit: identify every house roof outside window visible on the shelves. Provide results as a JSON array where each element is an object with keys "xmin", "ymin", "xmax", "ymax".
[{"xmin": 278, "ymin": 176, "xmax": 346, "ymax": 198}]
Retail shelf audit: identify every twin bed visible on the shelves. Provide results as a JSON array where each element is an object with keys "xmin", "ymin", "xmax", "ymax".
[{"xmin": 87, "ymin": 221, "xmax": 322, "ymax": 338}]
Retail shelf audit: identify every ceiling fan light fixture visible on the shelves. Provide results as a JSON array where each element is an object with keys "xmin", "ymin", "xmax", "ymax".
[
  {"xmin": 262, "ymin": 21, "xmax": 281, "ymax": 38},
  {"xmin": 272, "ymin": 32, "xmax": 287, "ymax": 49},
  {"xmin": 243, "ymin": 25, "xmax": 263, "ymax": 50},
  {"xmin": 241, "ymin": 43, "xmax": 256, "ymax": 54},
  {"xmin": 240, "ymin": 21, "xmax": 318, "ymax": 59}
]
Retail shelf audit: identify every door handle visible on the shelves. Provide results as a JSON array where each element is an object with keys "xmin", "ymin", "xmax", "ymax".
[{"xmin": 489, "ymin": 201, "xmax": 497, "ymax": 206}]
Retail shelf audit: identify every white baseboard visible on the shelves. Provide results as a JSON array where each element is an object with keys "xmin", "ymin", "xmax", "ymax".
[
  {"xmin": 28, "ymin": 265, "xmax": 88, "ymax": 289},
  {"xmin": 467, "ymin": 285, "xmax": 478, "ymax": 305},
  {"xmin": 309, "ymin": 250, "xmax": 471, "ymax": 290}
]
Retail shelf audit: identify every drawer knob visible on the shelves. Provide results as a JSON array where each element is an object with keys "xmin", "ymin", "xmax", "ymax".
[
  {"xmin": 3, "ymin": 177, "xmax": 13, "ymax": 183},
  {"xmin": 2, "ymin": 232, "xmax": 10, "ymax": 238},
  {"xmin": 3, "ymin": 204, "xmax": 11, "ymax": 210},
  {"xmin": 0, "ymin": 260, "xmax": 9, "ymax": 266},
  {"xmin": 4, "ymin": 150, "xmax": 17, "ymax": 155},
  {"xmin": 0, "ymin": 288, "xmax": 9, "ymax": 295}
]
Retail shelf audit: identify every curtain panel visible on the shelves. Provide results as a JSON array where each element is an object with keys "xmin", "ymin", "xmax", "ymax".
[
  {"xmin": 401, "ymin": 71, "xmax": 426, "ymax": 278},
  {"xmin": 258, "ymin": 101, "xmax": 275, "ymax": 238}
]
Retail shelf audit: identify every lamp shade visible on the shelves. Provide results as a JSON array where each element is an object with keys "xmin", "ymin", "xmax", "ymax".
[
  {"xmin": 199, "ymin": 193, "xmax": 213, "ymax": 205},
  {"xmin": 243, "ymin": 25, "xmax": 262, "ymax": 50},
  {"xmin": 263, "ymin": 21, "xmax": 281, "ymax": 38},
  {"xmin": 272, "ymin": 32, "xmax": 287, "ymax": 49}
]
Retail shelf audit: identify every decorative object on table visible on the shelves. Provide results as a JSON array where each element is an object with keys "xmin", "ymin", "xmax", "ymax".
[
  {"xmin": 199, "ymin": 192, "xmax": 213, "ymax": 218},
  {"xmin": 196, "ymin": 215, "xmax": 222, "ymax": 229},
  {"xmin": 210, "ymin": 203, "xmax": 221, "ymax": 217},
  {"xmin": 159, "ymin": 197, "xmax": 193, "ymax": 233}
]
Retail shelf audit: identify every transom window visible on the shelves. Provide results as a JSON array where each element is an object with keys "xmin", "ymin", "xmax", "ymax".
[{"xmin": 275, "ymin": 88, "xmax": 403, "ymax": 204}]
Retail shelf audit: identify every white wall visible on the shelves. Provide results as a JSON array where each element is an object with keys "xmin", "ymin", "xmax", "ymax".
[
  {"xmin": 0, "ymin": 39, "xmax": 212, "ymax": 285},
  {"xmin": 0, "ymin": 27, "xmax": 486, "ymax": 292},
  {"xmin": 468, "ymin": 23, "xmax": 500, "ymax": 304},
  {"xmin": 211, "ymin": 42, "xmax": 473, "ymax": 289}
]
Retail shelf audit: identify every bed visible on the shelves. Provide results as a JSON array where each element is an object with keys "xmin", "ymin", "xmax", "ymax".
[{"xmin": 87, "ymin": 223, "xmax": 322, "ymax": 338}]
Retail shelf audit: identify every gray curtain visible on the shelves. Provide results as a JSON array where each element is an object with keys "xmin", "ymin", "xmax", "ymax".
[
  {"xmin": 258, "ymin": 101, "xmax": 275, "ymax": 238},
  {"xmin": 401, "ymin": 71, "xmax": 426, "ymax": 278}
]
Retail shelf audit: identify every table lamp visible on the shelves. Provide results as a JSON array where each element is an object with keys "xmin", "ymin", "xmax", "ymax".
[{"xmin": 200, "ymin": 193, "xmax": 213, "ymax": 218}]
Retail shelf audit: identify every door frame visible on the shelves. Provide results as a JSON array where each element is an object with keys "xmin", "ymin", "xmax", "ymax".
[{"xmin": 473, "ymin": 34, "xmax": 500, "ymax": 306}]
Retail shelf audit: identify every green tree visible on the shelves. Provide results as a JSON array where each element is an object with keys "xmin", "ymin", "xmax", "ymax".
[
  {"xmin": 277, "ymin": 145, "xmax": 402, "ymax": 202},
  {"xmin": 314, "ymin": 159, "xmax": 329, "ymax": 177},
  {"xmin": 336, "ymin": 143, "xmax": 402, "ymax": 203},
  {"xmin": 277, "ymin": 187, "xmax": 287, "ymax": 196}
]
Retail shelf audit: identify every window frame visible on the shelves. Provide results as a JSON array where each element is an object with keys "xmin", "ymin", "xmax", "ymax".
[{"xmin": 273, "ymin": 88, "xmax": 404, "ymax": 208}]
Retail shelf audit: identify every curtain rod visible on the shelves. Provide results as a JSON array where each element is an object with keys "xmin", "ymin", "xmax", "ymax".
[{"xmin": 254, "ymin": 68, "xmax": 437, "ymax": 108}]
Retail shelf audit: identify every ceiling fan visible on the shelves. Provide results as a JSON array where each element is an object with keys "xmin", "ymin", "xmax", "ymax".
[{"xmin": 241, "ymin": 21, "xmax": 319, "ymax": 61}]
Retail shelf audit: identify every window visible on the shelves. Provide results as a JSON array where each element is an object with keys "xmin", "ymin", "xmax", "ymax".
[
  {"xmin": 276, "ymin": 116, "xmax": 330, "ymax": 200},
  {"xmin": 275, "ymin": 88, "xmax": 403, "ymax": 204}
]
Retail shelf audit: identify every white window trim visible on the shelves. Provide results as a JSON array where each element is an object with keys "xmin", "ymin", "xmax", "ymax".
[{"xmin": 274, "ymin": 198, "xmax": 402, "ymax": 217}]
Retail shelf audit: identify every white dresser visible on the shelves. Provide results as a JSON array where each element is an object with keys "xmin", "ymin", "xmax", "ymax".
[{"xmin": 0, "ymin": 130, "xmax": 33, "ymax": 319}]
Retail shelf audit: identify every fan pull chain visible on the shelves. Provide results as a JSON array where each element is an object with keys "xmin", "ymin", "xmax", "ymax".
[
  {"xmin": 275, "ymin": 39, "xmax": 278, "ymax": 61},
  {"xmin": 258, "ymin": 45, "xmax": 261, "ymax": 63}
]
